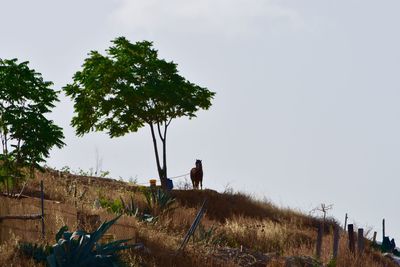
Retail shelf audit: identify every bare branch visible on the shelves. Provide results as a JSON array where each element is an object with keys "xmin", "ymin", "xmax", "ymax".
[
  {"xmin": 166, "ymin": 117, "xmax": 173, "ymax": 127},
  {"xmin": 157, "ymin": 122, "xmax": 164, "ymax": 142}
]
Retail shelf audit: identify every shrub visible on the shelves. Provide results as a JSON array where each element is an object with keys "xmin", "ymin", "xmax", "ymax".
[{"xmin": 99, "ymin": 197, "xmax": 124, "ymax": 214}]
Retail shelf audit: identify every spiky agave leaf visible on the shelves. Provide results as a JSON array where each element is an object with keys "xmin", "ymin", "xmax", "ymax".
[
  {"xmin": 47, "ymin": 215, "xmax": 140, "ymax": 267},
  {"xmin": 55, "ymin": 226, "xmax": 68, "ymax": 242}
]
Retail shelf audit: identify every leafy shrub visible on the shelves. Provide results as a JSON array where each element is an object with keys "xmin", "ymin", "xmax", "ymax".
[
  {"xmin": 99, "ymin": 197, "xmax": 124, "ymax": 214},
  {"xmin": 98, "ymin": 195, "xmax": 157, "ymax": 222}
]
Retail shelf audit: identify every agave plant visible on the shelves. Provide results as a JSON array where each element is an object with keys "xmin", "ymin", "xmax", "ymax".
[
  {"xmin": 143, "ymin": 188, "xmax": 175, "ymax": 216},
  {"xmin": 120, "ymin": 196, "xmax": 139, "ymax": 217},
  {"xmin": 19, "ymin": 243, "xmax": 52, "ymax": 262},
  {"xmin": 46, "ymin": 215, "xmax": 142, "ymax": 267}
]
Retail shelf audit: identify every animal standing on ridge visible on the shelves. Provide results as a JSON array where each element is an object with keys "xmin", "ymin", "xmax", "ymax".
[{"xmin": 190, "ymin": 159, "xmax": 203, "ymax": 190}]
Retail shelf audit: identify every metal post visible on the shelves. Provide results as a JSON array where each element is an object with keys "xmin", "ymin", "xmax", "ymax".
[
  {"xmin": 178, "ymin": 199, "xmax": 207, "ymax": 252},
  {"xmin": 344, "ymin": 213, "xmax": 348, "ymax": 231},
  {"xmin": 348, "ymin": 224, "xmax": 355, "ymax": 253},
  {"xmin": 373, "ymin": 231, "xmax": 377, "ymax": 243},
  {"xmin": 316, "ymin": 224, "xmax": 323, "ymax": 259},
  {"xmin": 358, "ymin": 228, "xmax": 364, "ymax": 254},
  {"xmin": 382, "ymin": 218, "xmax": 385, "ymax": 240}
]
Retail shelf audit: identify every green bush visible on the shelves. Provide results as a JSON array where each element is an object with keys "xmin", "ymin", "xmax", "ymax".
[{"xmin": 99, "ymin": 197, "xmax": 125, "ymax": 214}]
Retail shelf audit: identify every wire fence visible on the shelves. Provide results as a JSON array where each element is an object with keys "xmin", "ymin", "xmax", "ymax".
[
  {"xmin": 133, "ymin": 172, "xmax": 190, "ymax": 186},
  {"xmin": 0, "ymin": 171, "xmax": 194, "ymax": 243},
  {"xmin": 0, "ymin": 193, "xmax": 141, "ymax": 243}
]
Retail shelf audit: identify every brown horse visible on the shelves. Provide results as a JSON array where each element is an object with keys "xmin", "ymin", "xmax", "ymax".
[{"xmin": 190, "ymin": 159, "xmax": 203, "ymax": 190}]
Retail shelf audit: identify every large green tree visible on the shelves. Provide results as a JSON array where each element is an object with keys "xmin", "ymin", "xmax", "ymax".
[
  {"xmin": 0, "ymin": 58, "xmax": 65, "ymax": 194},
  {"xmin": 65, "ymin": 37, "xmax": 215, "ymax": 188}
]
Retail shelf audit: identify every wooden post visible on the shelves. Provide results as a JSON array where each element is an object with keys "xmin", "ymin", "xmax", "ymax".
[
  {"xmin": 333, "ymin": 225, "xmax": 340, "ymax": 259},
  {"xmin": 344, "ymin": 213, "xmax": 348, "ymax": 231},
  {"xmin": 40, "ymin": 180, "xmax": 45, "ymax": 239},
  {"xmin": 348, "ymin": 224, "xmax": 355, "ymax": 253},
  {"xmin": 358, "ymin": 228, "xmax": 364, "ymax": 254},
  {"xmin": 373, "ymin": 231, "xmax": 377, "ymax": 243},
  {"xmin": 382, "ymin": 218, "xmax": 385, "ymax": 240},
  {"xmin": 316, "ymin": 224, "xmax": 323, "ymax": 259}
]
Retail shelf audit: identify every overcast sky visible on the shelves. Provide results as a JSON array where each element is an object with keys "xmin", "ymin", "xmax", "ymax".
[{"xmin": 2, "ymin": 0, "xmax": 400, "ymax": 241}]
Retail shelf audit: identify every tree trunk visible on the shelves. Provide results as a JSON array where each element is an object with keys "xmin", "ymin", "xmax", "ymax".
[
  {"xmin": 149, "ymin": 124, "xmax": 167, "ymax": 189},
  {"xmin": 161, "ymin": 122, "xmax": 168, "ymax": 188}
]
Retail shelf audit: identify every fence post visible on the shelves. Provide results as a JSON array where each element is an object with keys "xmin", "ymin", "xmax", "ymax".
[
  {"xmin": 348, "ymin": 224, "xmax": 355, "ymax": 253},
  {"xmin": 358, "ymin": 228, "xmax": 364, "ymax": 254},
  {"xmin": 40, "ymin": 180, "xmax": 45, "ymax": 239},
  {"xmin": 333, "ymin": 225, "xmax": 340, "ymax": 259},
  {"xmin": 344, "ymin": 213, "xmax": 348, "ymax": 231},
  {"xmin": 382, "ymin": 218, "xmax": 385, "ymax": 240},
  {"xmin": 373, "ymin": 231, "xmax": 377, "ymax": 243},
  {"xmin": 316, "ymin": 224, "xmax": 323, "ymax": 259}
]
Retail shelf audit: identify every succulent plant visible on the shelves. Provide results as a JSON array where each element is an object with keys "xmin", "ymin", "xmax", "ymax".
[
  {"xmin": 19, "ymin": 243, "xmax": 52, "ymax": 262},
  {"xmin": 143, "ymin": 188, "xmax": 175, "ymax": 216},
  {"xmin": 120, "ymin": 196, "xmax": 139, "ymax": 217},
  {"xmin": 46, "ymin": 215, "xmax": 142, "ymax": 267}
]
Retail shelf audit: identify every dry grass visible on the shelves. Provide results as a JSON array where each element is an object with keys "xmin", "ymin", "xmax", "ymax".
[
  {"xmin": 0, "ymin": 169, "xmax": 397, "ymax": 267},
  {"xmin": 0, "ymin": 234, "xmax": 45, "ymax": 267},
  {"xmin": 219, "ymin": 216, "xmax": 314, "ymax": 254}
]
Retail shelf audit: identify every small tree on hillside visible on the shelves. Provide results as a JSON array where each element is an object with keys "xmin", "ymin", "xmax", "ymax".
[
  {"xmin": 0, "ymin": 58, "xmax": 65, "ymax": 194},
  {"xmin": 64, "ymin": 37, "xmax": 215, "ymax": 188}
]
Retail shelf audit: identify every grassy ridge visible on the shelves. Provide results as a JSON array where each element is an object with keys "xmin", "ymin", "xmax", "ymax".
[{"xmin": 0, "ymin": 169, "xmax": 396, "ymax": 267}]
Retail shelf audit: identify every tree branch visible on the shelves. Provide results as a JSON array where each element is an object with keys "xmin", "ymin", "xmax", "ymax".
[
  {"xmin": 167, "ymin": 117, "xmax": 173, "ymax": 127},
  {"xmin": 3, "ymin": 129, "xmax": 8, "ymax": 155},
  {"xmin": 149, "ymin": 124, "xmax": 162, "ymax": 178},
  {"xmin": 157, "ymin": 122, "xmax": 164, "ymax": 142},
  {"xmin": 162, "ymin": 120, "xmax": 168, "ymax": 179},
  {"xmin": 0, "ymin": 130, "xmax": 5, "ymax": 155},
  {"xmin": 16, "ymin": 138, "xmax": 22, "ymax": 163}
]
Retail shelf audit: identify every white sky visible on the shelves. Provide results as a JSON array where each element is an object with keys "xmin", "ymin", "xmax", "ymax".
[{"xmin": 1, "ymin": 0, "xmax": 400, "ymax": 242}]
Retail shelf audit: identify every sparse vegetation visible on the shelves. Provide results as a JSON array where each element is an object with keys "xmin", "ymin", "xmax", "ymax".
[{"xmin": 1, "ymin": 169, "xmax": 398, "ymax": 266}]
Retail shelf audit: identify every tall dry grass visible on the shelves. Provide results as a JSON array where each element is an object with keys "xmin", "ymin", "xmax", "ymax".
[{"xmin": 0, "ymin": 169, "xmax": 397, "ymax": 266}]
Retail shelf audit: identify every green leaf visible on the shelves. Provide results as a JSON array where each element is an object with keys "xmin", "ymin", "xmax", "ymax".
[
  {"xmin": 0, "ymin": 58, "xmax": 65, "ymax": 191},
  {"xmin": 55, "ymin": 226, "xmax": 68, "ymax": 242},
  {"xmin": 64, "ymin": 37, "xmax": 214, "ymax": 184}
]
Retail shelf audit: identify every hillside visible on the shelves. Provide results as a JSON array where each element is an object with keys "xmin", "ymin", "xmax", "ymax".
[{"xmin": 0, "ymin": 169, "xmax": 396, "ymax": 267}]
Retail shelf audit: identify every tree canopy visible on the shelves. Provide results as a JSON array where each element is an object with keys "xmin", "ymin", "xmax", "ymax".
[
  {"xmin": 0, "ymin": 58, "xmax": 65, "ymax": 193},
  {"xmin": 65, "ymin": 37, "xmax": 215, "ymax": 186}
]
